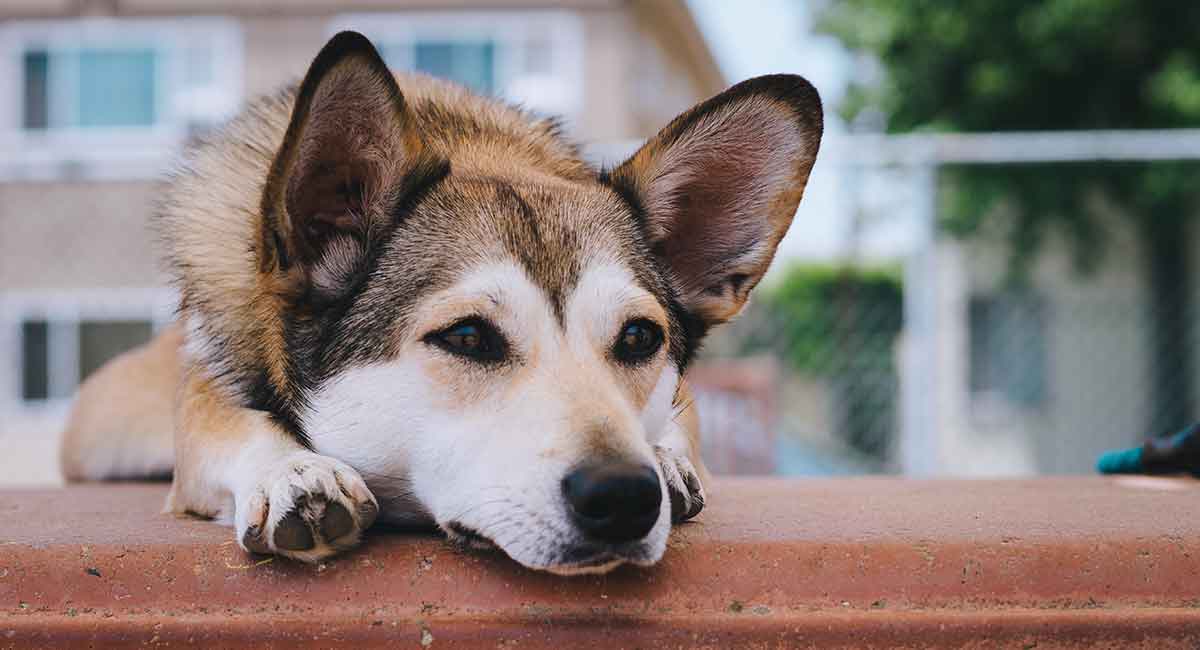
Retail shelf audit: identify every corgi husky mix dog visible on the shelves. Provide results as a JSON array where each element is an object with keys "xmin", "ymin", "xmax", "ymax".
[{"xmin": 59, "ymin": 31, "xmax": 822, "ymax": 574}]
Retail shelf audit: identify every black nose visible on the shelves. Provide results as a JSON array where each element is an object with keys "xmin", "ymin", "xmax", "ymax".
[{"xmin": 562, "ymin": 462, "xmax": 662, "ymax": 543}]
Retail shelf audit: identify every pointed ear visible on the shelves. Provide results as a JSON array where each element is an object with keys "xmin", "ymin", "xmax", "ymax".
[
  {"xmin": 260, "ymin": 31, "xmax": 431, "ymax": 294},
  {"xmin": 608, "ymin": 74, "xmax": 823, "ymax": 326}
]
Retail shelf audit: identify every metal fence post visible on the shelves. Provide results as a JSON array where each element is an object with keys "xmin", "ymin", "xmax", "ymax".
[{"xmin": 899, "ymin": 163, "xmax": 942, "ymax": 475}]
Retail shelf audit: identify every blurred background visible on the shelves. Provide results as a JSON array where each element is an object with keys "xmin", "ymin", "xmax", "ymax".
[{"xmin": 3, "ymin": 0, "xmax": 1199, "ymax": 485}]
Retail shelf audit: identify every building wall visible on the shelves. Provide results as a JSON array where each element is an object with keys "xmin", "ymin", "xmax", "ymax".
[
  {"xmin": 0, "ymin": 182, "xmax": 165, "ymax": 290},
  {"xmin": 960, "ymin": 211, "xmax": 1151, "ymax": 475}
]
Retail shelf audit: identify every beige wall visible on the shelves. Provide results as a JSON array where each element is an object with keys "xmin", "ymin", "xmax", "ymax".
[
  {"xmin": 241, "ymin": 15, "xmax": 329, "ymax": 96},
  {"xmin": 0, "ymin": 182, "xmax": 165, "ymax": 290},
  {"xmin": 962, "ymin": 212, "xmax": 1150, "ymax": 474}
]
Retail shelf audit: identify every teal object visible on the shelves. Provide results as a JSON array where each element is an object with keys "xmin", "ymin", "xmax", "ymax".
[
  {"xmin": 1096, "ymin": 423, "xmax": 1200, "ymax": 477},
  {"xmin": 1096, "ymin": 446, "xmax": 1143, "ymax": 474}
]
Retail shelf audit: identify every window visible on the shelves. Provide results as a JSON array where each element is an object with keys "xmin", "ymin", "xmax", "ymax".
[
  {"xmin": 20, "ymin": 320, "xmax": 49, "ymax": 401},
  {"xmin": 0, "ymin": 19, "xmax": 242, "ymax": 178},
  {"xmin": 333, "ymin": 12, "xmax": 583, "ymax": 123},
  {"xmin": 19, "ymin": 318, "xmax": 154, "ymax": 403},
  {"xmin": 378, "ymin": 37, "xmax": 503, "ymax": 97},
  {"xmin": 22, "ymin": 48, "xmax": 158, "ymax": 130},
  {"xmin": 969, "ymin": 293, "xmax": 1048, "ymax": 408},
  {"xmin": 79, "ymin": 320, "xmax": 154, "ymax": 381},
  {"xmin": 3, "ymin": 289, "xmax": 175, "ymax": 407},
  {"xmin": 21, "ymin": 51, "xmax": 47, "ymax": 130},
  {"xmin": 408, "ymin": 42, "xmax": 495, "ymax": 94}
]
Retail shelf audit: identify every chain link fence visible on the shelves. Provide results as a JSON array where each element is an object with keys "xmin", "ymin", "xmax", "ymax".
[{"xmin": 688, "ymin": 151, "xmax": 1200, "ymax": 477}]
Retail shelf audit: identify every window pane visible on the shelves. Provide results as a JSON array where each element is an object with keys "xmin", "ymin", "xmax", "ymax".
[
  {"xmin": 182, "ymin": 46, "xmax": 214, "ymax": 86},
  {"xmin": 78, "ymin": 320, "xmax": 153, "ymax": 382},
  {"xmin": 22, "ymin": 50, "xmax": 49, "ymax": 130},
  {"xmin": 21, "ymin": 321, "xmax": 49, "ymax": 401},
  {"xmin": 969, "ymin": 294, "xmax": 1047, "ymax": 407},
  {"xmin": 415, "ymin": 42, "xmax": 455, "ymax": 80},
  {"xmin": 78, "ymin": 49, "xmax": 156, "ymax": 127},
  {"xmin": 523, "ymin": 38, "xmax": 552, "ymax": 75},
  {"xmin": 415, "ymin": 42, "xmax": 495, "ymax": 95}
]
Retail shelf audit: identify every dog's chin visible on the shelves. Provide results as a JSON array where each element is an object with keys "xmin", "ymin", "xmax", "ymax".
[
  {"xmin": 541, "ymin": 556, "xmax": 627, "ymax": 576},
  {"xmin": 515, "ymin": 545, "xmax": 661, "ymax": 575},
  {"xmin": 442, "ymin": 520, "xmax": 664, "ymax": 575}
]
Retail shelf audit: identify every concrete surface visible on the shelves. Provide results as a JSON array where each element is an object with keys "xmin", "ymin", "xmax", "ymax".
[{"xmin": 3, "ymin": 477, "xmax": 1200, "ymax": 648}]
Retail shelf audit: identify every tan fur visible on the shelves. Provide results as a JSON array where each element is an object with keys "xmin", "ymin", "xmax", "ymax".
[
  {"xmin": 60, "ymin": 33, "xmax": 821, "ymax": 570},
  {"xmin": 674, "ymin": 381, "xmax": 707, "ymax": 477},
  {"xmin": 159, "ymin": 73, "xmax": 595, "ymax": 407},
  {"xmin": 166, "ymin": 367, "xmax": 289, "ymax": 518},
  {"xmin": 60, "ymin": 323, "xmax": 183, "ymax": 481}
]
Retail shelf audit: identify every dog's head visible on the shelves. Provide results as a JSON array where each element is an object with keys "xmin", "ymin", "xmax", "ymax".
[{"xmin": 259, "ymin": 32, "xmax": 821, "ymax": 573}]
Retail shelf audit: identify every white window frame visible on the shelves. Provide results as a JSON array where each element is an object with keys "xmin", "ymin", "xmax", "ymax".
[
  {"xmin": 0, "ymin": 17, "xmax": 243, "ymax": 182},
  {"xmin": 330, "ymin": 11, "xmax": 584, "ymax": 126},
  {"xmin": 0, "ymin": 288, "xmax": 177, "ymax": 414}
]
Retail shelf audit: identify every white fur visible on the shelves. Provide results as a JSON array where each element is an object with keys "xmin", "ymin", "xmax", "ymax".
[
  {"xmin": 302, "ymin": 258, "xmax": 681, "ymax": 572},
  {"xmin": 184, "ymin": 312, "xmax": 219, "ymax": 371},
  {"xmin": 641, "ymin": 365, "xmax": 680, "ymax": 446}
]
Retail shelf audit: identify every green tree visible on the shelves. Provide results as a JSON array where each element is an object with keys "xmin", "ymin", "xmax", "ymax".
[
  {"xmin": 743, "ymin": 265, "xmax": 903, "ymax": 457},
  {"xmin": 818, "ymin": 1, "xmax": 1200, "ymax": 434}
]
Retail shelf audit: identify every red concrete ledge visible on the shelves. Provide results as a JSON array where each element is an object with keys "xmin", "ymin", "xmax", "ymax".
[{"xmin": 3, "ymin": 477, "xmax": 1200, "ymax": 648}]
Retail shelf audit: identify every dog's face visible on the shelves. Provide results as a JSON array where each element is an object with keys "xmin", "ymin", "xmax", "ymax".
[
  {"xmin": 258, "ymin": 33, "xmax": 821, "ymax": 573},
  {"xmin": 302, "ymin": 179, "xmax": 689, "ymax": 572}
]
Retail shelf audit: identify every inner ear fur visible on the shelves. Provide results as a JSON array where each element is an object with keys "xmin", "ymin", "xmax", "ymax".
[
  {"xmin": 608, "ymin": 74, "xmax": 823, "ymax": 326},
  {"xmin": 260, "ymin": 31, "xmax": 423, "ymax": 286}
]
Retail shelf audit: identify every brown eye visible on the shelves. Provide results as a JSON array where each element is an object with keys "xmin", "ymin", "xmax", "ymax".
[
  {"xmin": 444, "ymin": 326, "xmax": 479, "ymax": 350},
  {"xmin": 425, "ymin": 317, "xmax": 507, "ymax": 363},
  {"xmin": 613, "ymin": 319, "xmax": 663, "ymax": 364}
]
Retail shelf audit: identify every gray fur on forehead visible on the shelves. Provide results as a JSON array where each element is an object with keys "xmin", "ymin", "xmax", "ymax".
[{"xmin": 323, "ymin": 173, "xmax": 659, "ymax": 365}]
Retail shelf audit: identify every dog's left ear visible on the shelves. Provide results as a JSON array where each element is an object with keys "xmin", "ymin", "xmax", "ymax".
[
  {"xmin": 608, "ymin": 75, "xmax": 823, "ymax": 325},
  {"xmin": 260, "ymin": 31, "xmax": 435, "ymax": 295}
]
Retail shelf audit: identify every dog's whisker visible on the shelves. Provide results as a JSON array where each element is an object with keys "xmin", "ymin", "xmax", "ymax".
[{"xmin": 442, "ymin": 497, "xmax": 516, "ymax": 527}]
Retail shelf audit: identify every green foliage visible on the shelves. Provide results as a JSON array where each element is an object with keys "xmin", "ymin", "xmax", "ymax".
[
  {"xmin": 817, "ymin": 0, "xmax": 1200, "ymax": 274},
  {"xmin": 754, "ymin": 264, "xmax": 903, "ymax": 374},
  {"xmin": 746, "ymin": 264, "xmax": 903, "ymax": 456}
]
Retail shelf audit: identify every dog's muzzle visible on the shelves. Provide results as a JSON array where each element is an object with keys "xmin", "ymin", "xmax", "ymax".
[{"xmin": 561, "ymin": 462, "xmax": 662, "ymax": 543}]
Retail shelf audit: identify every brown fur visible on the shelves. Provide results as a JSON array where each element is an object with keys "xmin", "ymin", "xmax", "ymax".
[{"xmin": 61, "ymin": 31, "xmax": 822, "ymax": 568}]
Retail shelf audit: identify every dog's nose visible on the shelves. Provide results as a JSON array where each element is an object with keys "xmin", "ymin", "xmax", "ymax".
[{"xmin": 562, "ymin": 462, "xmax": 662, "ymax": 543}]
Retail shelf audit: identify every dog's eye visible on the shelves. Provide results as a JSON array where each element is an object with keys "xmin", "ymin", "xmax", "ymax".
[
  {"xmin": 613, "ymin": 319, "xmax": 664, "ymax": 364},
  {"xmin": 426, "ymin": 318, "xmax": 507, "ymax": 363}
]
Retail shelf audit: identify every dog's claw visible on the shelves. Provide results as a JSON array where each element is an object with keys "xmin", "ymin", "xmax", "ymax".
[
  {"xmin": 241, "ymin": 525, "xmax": 272, "ymax": 554},
  {"xmin": 235, "ymin": 452, "xmax": 378, "ymax": 562},
  {"xmin": 655, "ymin": 446, "xmax": 705, "ymax": 523}
]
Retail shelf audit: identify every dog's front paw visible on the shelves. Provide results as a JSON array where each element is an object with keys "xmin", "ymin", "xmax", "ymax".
[
  {"xmin": 235, "ymin": 452, "xmax": 379, "ymax": 563},
  {"xmin": 655, "ymin": 445, "xmax": 705, "ymax": 523}
]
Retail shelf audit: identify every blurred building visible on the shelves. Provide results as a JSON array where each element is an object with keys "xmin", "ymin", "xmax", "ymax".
[
  {"xmin": 0, "ymin": 0, "xmax": 724, "ymax": 485},
  {"xmin": 719, "ymin": 141, "xmax": 1190, "ymax": 478},
  {"xmin": 936, "ymin": 208, "xmax": 1178, "ymax": 476}
]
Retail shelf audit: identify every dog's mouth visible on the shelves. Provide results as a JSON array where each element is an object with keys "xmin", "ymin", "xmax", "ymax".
[{"xmin": 442, "ymin": 520, "xmax": 658, "ymax": 574}]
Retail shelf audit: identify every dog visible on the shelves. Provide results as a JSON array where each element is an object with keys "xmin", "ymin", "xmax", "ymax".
[{"xmin": 59, "ymin": 31, "xmax": 822, "ymax": 574}]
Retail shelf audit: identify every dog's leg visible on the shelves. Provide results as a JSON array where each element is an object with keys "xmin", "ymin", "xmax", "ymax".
[
  {"xmin": 167, "ymin": 371, "xmax": 378, "ymax": 563},
  {"xmin": 656, "ymin": 381, "xmax": 708, "ymax": 523}
]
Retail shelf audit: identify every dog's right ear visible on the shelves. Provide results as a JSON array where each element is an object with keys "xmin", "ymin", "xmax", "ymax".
[
  {"xmin": 607, "ymin": 75, "xmax": 822, "ymax": 329},
  {"xmin": 260, "ymin": 31, "xmax": 434, "ymax": 296}
]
